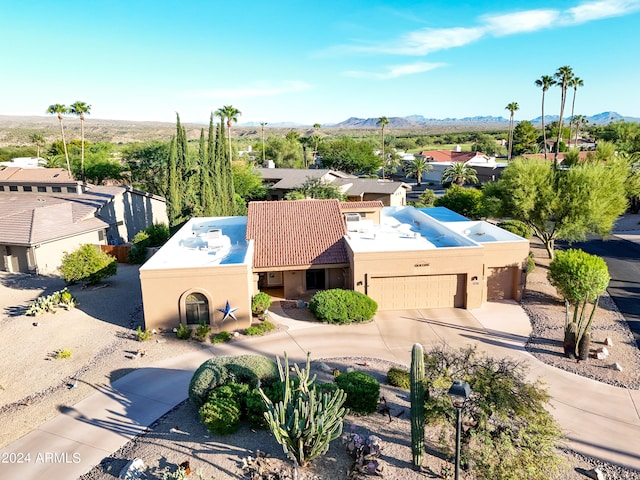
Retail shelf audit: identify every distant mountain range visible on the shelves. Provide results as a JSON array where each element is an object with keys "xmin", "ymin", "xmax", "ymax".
[{"xmin": 328, "ymin": 111, "xmax": 639, "ymax": 129}]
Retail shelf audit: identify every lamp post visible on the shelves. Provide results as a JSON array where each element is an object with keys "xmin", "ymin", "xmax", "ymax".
[{"xmin": 448, "ymin": 380, "xmax": 471, "ymax": 480}]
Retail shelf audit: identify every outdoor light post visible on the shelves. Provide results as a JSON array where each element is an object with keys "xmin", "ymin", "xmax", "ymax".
[{"xmin": 448, "ymin": 380, "xmax": 471, "ymax": 480}]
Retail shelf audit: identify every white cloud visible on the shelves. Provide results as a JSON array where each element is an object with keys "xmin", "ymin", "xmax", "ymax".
[
  {"xmin": 483, "ymin": 9, "xmax": 559, "ymax": 36},
  {"xmin": 344, "ymin": 61, "xmax": 446, "ymax": 79},
  {"xmin": 358, "ymin": 27, "xmax": 484, "ymax": 55},
  {"xmin": 565, "ymin": 0, "xmax": 640, "ymax": 24},
  {"xmin": 194, "ymin": 81, "xmax": 312, "ymax": 99}
]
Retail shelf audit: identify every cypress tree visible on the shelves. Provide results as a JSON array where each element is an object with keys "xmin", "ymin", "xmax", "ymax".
[
  {"xmin": 167, "ymin": 136, "xmax": 181, "ymax": 226},
  {"xmin": 208, "ymin": 113, "xmax": 222, "ymax": 215},
  {"xmin": 198, "ymin": 128, "xmax": 214, "ymax": 216}
]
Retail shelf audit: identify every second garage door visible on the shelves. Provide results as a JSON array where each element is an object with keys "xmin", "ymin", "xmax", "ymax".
[{"xmin": 367, "ymin": 274, "xmax": 466, "ymax": 310}]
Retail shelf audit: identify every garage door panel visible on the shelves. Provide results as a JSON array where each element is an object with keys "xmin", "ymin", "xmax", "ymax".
[{"xmin": 368, "ymin": 274, "xmax": 465, "ymax": 310}]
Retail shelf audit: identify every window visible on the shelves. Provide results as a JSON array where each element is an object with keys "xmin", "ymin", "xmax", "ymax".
[
  {"xmin": 52, "ymin": 186, "xmax": 62, "ymax": 193},
  {"xmin": 66, "ymin": 186, "xmax": 77, "ymax": 193},
  {"xmin": 9, "ymin": 186, "xmax": 18, "ymax": 192},
  {"xmin": 23, "ymin": 186, "xmax": 32, "ymax": 192},
  {"xmin": 306, "ymin": 269, "xmax": 326, "ymax": 290},
  {"xmin": 185, "ymin": 292, "xmax": 209, "ymax": 325},
  {"xmin": 0, "ymin": 186, "xmax": 4, "ymax": 191},
  {"xmin": 37, "ymin": 186, "xmax": 47, "ymax": 192}
]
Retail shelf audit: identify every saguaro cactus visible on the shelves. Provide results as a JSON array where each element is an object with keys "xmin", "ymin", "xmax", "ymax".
[{"xmin": 410, "ymin": 343, "xmax": 425, "ymax": 468}]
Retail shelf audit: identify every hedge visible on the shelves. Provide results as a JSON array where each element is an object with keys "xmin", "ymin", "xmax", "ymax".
[{"xmin": 309, "ymin": 289, "xmax": 378, "ymax": 324}]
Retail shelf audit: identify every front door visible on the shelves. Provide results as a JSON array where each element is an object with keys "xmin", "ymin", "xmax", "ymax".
[{"xmin": 306, "ymin": 269, "xmax": 326, "ymax": 290}]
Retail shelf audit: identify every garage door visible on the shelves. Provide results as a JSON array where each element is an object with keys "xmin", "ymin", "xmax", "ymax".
[
  {"xmin": 367, "ymin": 274, "xmax": 465, "ymax": 310},
  {"xmin": 486, "ymin": 266, "xmax": 515, "ymax": 300}
]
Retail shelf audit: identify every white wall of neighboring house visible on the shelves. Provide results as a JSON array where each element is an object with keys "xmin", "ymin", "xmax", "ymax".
[{"xmin": 33, "ymin": 230, "xmax": 107, "ymax": 275}]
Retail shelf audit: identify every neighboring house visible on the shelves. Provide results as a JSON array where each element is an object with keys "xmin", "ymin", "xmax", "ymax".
[
  {"xmin": 521, "ymin": 151, "xmax": 591, "ymax": 163},
  {"xmin": 255, "ymin": 167, "xmax": 410, "ymax": 205},
  {"xmin": 0, "ymin": 167, "xmax": 167, "ymax": 274},
  {"xmin": 331, "ymin": 178, "xmax": 411, "ymax": 206},
  {"xmin": 412, "ymin": 149, "xmax": 504, "ymax": 183},
  {"xmin": 0, "ymin": 157, "xmax": 47, "ymax": 168},
  {"xmin": 139, "ymin": 199, "xmax": 528, "ymax": 332}
]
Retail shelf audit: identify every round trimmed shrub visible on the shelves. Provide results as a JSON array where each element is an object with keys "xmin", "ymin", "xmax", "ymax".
[
  {"xmin": 251, "ymin": 292, "xmax": 271, "ymax": 315},
  {"xmin": 199, "ymin": 386, "xmax": 242, "ymax": 435},
  {"xmin": 188, "ymin": 354, "xmax": 278, "ymax": 408},
  {"xmin": 497, "ymin": 220, "xmax": 533, "ymax": 239},
  {"xmin": 60, "ymin": 244, "xmax": 118, "ymax": 284},
  {"xmin": 309, "ymin": 289, "xmax": 378, "ymax": 324},
  {"xmin": 335, "ymin": 370, "xmax": 380, "ymax": 414},
  {"xmin": 387, "ymin": 367, "xmax": 410, "ymax": 390}
]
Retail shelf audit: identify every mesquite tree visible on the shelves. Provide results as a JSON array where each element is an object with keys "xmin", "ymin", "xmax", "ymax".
[
  {"xmin": 548, "ymin": 249, "xmax": 610, "ymax": 358},
  {"xmin": 259, "ymin": 353, "xmax": 347, "ymax": 471}
]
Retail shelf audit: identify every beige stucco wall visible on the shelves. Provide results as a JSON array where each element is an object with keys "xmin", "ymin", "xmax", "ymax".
[
  {"xmin": 32, "ymin": 230, "xmax": 106, "ymax": 275},
  {"xmin": 139, "ymin": 263, "xmax": 253, "ymax": 332},
  {"xmin": 479, "ymin": 241, "xmax": 530, "ymax": 302},
  {"xmin": 99, "ymin": 190, "xmax": 168, "ymax": 244},
  {"xmin": 362, "ymin": 189, "xmax": 406, "ymax": 207}
]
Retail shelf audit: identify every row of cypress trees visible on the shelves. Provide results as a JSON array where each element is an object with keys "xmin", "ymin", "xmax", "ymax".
[{"xmin": 167, "ymin": 113, "xmax": 237, "ymax": 226}]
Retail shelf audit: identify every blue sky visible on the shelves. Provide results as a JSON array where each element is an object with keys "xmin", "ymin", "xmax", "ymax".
[{"xmin": 2, "ymin": 0, "xmax": 639, "ymax": 125}]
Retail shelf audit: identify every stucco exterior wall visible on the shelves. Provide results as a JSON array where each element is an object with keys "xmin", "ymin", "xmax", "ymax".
[
  {"xmin": 32, "ymin": 230, "xmax": 106, "ymax": 275},
  {"xmin": 139, "ymin": 264, "xmax": 252, "ymax": 332},
  {"xmin": 100, "ymin": 190, "xmax": 168, "ymax": 245},
  {"xmin": 479, "ymin": 241, "xmax": 529, "ymax": 302}
]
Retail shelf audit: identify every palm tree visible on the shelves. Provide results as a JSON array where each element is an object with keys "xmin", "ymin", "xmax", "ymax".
[
  {"xmin": 376, "ymin": 116, "xmax": 390, "ymax": 178},
  {"xmin": 553, "ymin": 65, "xmax": 575, "ymax": 167},
  {"xmin": 405, "ymin": 157, "xmax": 433, "ymax": 187},
  {"xmin": 29, "ymin": 132, "xmax": 45, "ymax": 158},
  {"xmin": 215, "ymin": 105, "xmax": 241, "ymax": 161},
  {"xmin": 568, "ymin": 77, "xmax": 584, "ymax": 147},
  {"xmin": 46, "ymin": 103, "xmax": 71, "ymax": 176},
  {"xmin": 572, "ymin": 115, "xmax": 588, "ymax": 146},
  {"xmin": 505, "ymin": 102, "xmax": 519, "ymax": 160},
  {"xmin": 260, "ymin": 122, "xmax": 267, "ymax": 166},
  {"xmin": 69, "ymin": 101, "xmax": 91, "ymax": 181},
  {"xmin": 535, "ymin": 75, "xmax": 556, "ymax": 159},
  {"xmin": 442, "ymin": 162, "xmax": 478, "ymax": 186}
]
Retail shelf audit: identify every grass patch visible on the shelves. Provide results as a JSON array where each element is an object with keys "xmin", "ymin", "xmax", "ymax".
[
  {"xmin": 211, "ymin": 331, "xmax": 233, "ymax": 344},
  {"xmin": 244, "ymin": 321, "xmax": 276, "ymax": 336}
]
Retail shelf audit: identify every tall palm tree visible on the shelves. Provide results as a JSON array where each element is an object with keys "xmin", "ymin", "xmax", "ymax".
[
  {"xmin": 442, "ymin": 162, "xmax": 478, "ymax": 186},
  {"xmin": 46, "ymin": 103, "xmax": 71, "ymax": 176},
  {"xmin": 29, "ymin": 132, "xmax": 45, "ymax": 158},
  {"xmin": 215, "ymin": 105, "xmax": 241, "ymax": 161},
  {"xmin": 312, "ymin": 123, "xmax": 321, "ymax": 164},
  {"xmin": 69, "ymin": 101, "xmax": 91, "ymax": 181},
  {"xmin": 405, "ymin": 157, "xmax": 433, "ymax": 187},
  {"xmin": 376, "ymin": 116, "xmax": 390, "ymax": 178},
  {"xmin": 505, "ymin": 102, "xmax": 519, "ymax": 160},
  {"xmin": 553, "ymin": 65, "xmax": 574, "ymax": 167},
  {"xmin": 535, "ymin": 75, "xmax": 555, "ymax": 159},
  {"xmin": 567, "ymin": 76, "xmax": 584, "ymax": 147},
  {"xmin": 572, "ymin": 115, "xmax": 588, "ymax": 146},
  {"xmin": 260, "ymin": 122, "xmax": 267, "ymax": 166}
]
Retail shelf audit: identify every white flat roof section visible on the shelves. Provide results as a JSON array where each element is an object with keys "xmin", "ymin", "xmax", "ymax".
[
  {"xmin": 444, "ymin": 221, "xmax": 530, "ymax": 243},
  {"xmin": 140, "ymin": 216, "xmax": 251, "ymax": 270}
]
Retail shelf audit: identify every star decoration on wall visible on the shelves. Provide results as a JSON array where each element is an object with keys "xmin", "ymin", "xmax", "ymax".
[{"xmin": 218, "ymin": 300, "xmax": 239, "ymax": 322}]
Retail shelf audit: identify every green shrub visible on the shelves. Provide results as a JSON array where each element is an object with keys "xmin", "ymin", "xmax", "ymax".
[
  {"xmin": 60, "ymin": 244, "xmax": 118, "ymax": 284},
  {"xmin": 193, "ymin": 322, "xmax": 211, "ymax": 342},
  {"xmin": 334, "ymin": 370, "xmax": 380, "ymax": 414},
  {"xmin": 145, "ymin": 223, "xmax": 170, "ymax": 246},
  {"xmin": 387, "ymin": 367, "xmax": 410, "ymax": 390},
  {"xmin": 136, "ymin": 326, "xmax": 153, "ymax": 341},
  {"xmin": 211, "ymin": 331, "xmax": 232, "ymax": 344},
  {"xmin": 26, "ymin": 288, "xmax": 77, "ymax": 316},
  {"xmin": 309, "ymin": 289, "xmax": 377, "ymax": 324},
  {"xmin": 251, "ymin": 292, "xmax": 271, "ymax": 315},
  {"xmin": 188, "ymin": 354, "xmax": 279, "ymax": 408},
  {"xmin": 199, "ymin": 385, "xmax": 242, "ymax": 435},
  {"xmin": 498, "ymin": 219, "xmax": 533, "ymax": 239},
  {"xmin": 176, "ymin": 323, "xmax": 192, "ymax": 340},
  {"xmin": 54, "ymin": 348, "xmax": 72, "ymax": 359},
  {"xmin": 244, "ymin": 320, "xmax": 276, "ymax": 336},
  {"xmin": 128, "ymin": 224, "xmax": 170, "ymax": 264},
  {"xmin": 527, "ymin": 251, "xmax": 536, "ymax": 274}
]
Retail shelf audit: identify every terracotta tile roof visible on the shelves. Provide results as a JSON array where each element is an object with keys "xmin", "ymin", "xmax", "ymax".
[
  {"xmin": 416, "ymin": 150, "xmax": 485, "ymax": 163},
  {"xmin": 340, "ymin": 201, "xmax": 384, "ymax": 210},
  {"xmin": 246, "ymin": 199, "xmax": 348, "ymax": 269},
  {"xmin": 0, "ymin": 167, "xmax": 75, "ymax": 183}
]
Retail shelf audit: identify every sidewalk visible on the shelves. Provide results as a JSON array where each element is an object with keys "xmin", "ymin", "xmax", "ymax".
[{"xmin": 1, "ymin": 301, "xmax": 639, "ymax": 479}]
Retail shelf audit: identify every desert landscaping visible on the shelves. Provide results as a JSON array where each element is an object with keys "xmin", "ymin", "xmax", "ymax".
[{"xmin": 0, "ymin": 216, "xmax": 639, "ymax": 479}]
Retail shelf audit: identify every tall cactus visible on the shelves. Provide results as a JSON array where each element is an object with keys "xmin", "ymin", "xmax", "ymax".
[
  {"xmin": 259, "ymin": 352, "xmax": 347, "ymax": 469},
  {"xmin": 411, "ymin": 343, "xmax": 426, "ymax": 468}
]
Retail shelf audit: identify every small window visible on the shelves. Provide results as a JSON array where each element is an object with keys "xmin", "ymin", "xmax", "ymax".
[
  {"xmin": 9, "ymin": 185, "xmax": 18, "ymax": 192},
  {"xmin": 66, "ymin": 186, "xmax": 77, "ymax": 193},
  {"xmin": 23, "ymin": 186, "xmax": 32, "ymax": 192},
  {"xmin": 52, "ymin": 186, "xmax": 62, "ymax": 193},
  {"xmin": 98, "ymin": 231, "xmax": 105, "ymax": 241},
  {"xmin": 0, "ymin": 186, "xmax": 4, "ymax": 191},
  {"xmin": 185, "ymin": 292, "xmax": 209, "ymax": 325},
  {"xmin": 37, "ymin": 186, "xmax": 47, "ymax": 192}
]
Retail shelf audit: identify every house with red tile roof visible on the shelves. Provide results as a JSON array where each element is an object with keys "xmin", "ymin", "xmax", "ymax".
[
  {"xmin": 139, "ymin": 199, "xmax": 528, "ymax": 332},
  {"xmin": 0, "ymin": 167, "xmax": 167, "ymax": 274}
]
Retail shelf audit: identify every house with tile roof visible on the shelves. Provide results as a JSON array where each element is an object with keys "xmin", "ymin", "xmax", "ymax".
[
  {"xmin": 139, "ymin": 199, "xmax": 528, "ymax": 332},
  {"xmin": 0, "ymin": 167, "xmax": 168, "ymax": 274},
  {"xmin": 255, "ymin": 167, "xmax": 411, "ymax": 206},
  {"xmin": 411, "ymin": 149, "xmax": 506, "ymax": 184}
]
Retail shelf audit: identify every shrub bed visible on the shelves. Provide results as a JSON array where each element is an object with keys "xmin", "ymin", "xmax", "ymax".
[
  {"xmin": 335, "ymin": 370, "xmax": 380, "ymax": 414},
  {"xmin": 309, "ymin": 289, "xmax": 377, "ymax": 324},
  {"xmin": 244, "ymin": 321, "xmax": 276, "ymax": 336},
  {"xmin": 387, "ymin": 367, "xmax": 410, "ymax": 390}
]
